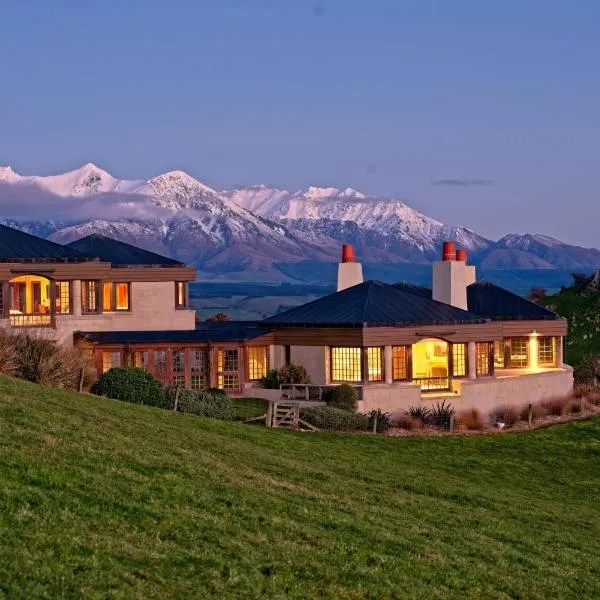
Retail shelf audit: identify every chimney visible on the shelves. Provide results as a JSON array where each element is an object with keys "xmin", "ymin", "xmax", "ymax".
[
  {"xmin": 432, "ymin": 242, "xmax": 476, "ymax": 310},
  {"xmin": 337, "ymin": 244, "xmax": 363, "ymax": 291}
]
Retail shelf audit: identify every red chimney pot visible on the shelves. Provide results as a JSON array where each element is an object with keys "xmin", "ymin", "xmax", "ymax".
[
  {"xmin": 341, "ymin": 244, "xmax": 355, "ymax": 263},
  {"xmin": 442, "ymin": 241, "xmax": 456, "ymax": 261},
  {"xmin": 456, "ymin": 249, "xmax": 467, "ymax": 263}
]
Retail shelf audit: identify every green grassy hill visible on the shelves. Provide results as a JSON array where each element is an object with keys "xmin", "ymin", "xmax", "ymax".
[
  {"xmin": 1, "ymin": 377, "xmax": 600, "ymax": 599},
  {"xmin": 540, "ymin": 286, "xmax": 600, "ymax": 371}
]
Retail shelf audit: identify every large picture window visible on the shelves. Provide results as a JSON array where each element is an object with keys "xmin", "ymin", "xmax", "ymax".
[
  {"xmin": 509, "ymin": 337, "xmax": 529, "ymax": 368},
  {"xmin": 476, "ymin": 342, "xmax": 491, "ymax": 376},
  {"xmin": 538, "ymin": 337, "xmax": 556, "ymax": 367},
  {"xmin": 392, "ymin": 346, "xmax": 407, "ymax": 380},
  {"xmin": 248, "ymin": 346, "xmax": 268, "ymax": 381},
  {"xmin": 367, "ymin": 347, "xmax": 383, "ymax": 382},
  {"xmin": 331, "ymin": 347, "xmax": 362, "ymax": 382},
  {"xmin": 103, "ymin": 282, "xmax": 130, "ymax": 311},
  {"xmin": 452, "ymin": 343, "xmax": 467, "ymax": 377}
]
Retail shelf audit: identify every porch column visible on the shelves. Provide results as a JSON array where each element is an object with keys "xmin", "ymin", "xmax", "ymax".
[
  {"xmin": 1, "ymin": 281, "xmax": 9, "ymax": 318},
  {"xmin": 269, "ymin": 344, "xmax": 277, "ymax": 372},
  {"xmin": 556, "ymin": 336, "xmax": 564, "ymax": 367},
  {"xmin": 384, "ymin": 345, "xmax": 393, "ymax": 384},
  {"xmin": 467, "ymin": 341, "xmax": 477, "ymax": 380},
  {"xmin": 72, "ymin": 280, "xmax": 82, "ymax": 316},
  {"xmin": 529, "ymin": 334, "xmax": 539, "ymax": 370}
]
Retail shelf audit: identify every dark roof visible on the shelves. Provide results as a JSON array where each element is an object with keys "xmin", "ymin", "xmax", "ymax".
[
  {"xmin": 75, "ymin": 321, "xmax": 269, "ymax": 344},
  {"xmin": 466, "ymin": 281, "xmax": 560, "ymax": 321},
  {"xmin": 67, "ymin": 234, "xmax": 183, "ymax": 267},
  {"xmin": 261, "ymin": 280, "xmax": 487, "ymax": 328},
  {"xmin": 394, "ymin": 281, "xmax": 433, "ymax": 299},
  {"xmin": 0, "ymin": 224, "xmax": 90, "ymax": 263}
]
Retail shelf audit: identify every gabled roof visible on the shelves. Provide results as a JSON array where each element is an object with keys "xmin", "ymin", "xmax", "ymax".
[
  {"xmin": 67, "ymin": 234, "xmax": 183, "ymax": 267},
  {"xmin": 0, "ymin": 224, "xmax": 89, "ymax": 263},
  {"xmin": 262, "ymin": 280, "xmax": 488, "ymax": 328},
  {"xmin": 466, "ymin": 280, "xmax": 560, "ymax": 321},
  {"xmin": 76, "ymin": 321, "xmax": 269, "ymax": 344}
]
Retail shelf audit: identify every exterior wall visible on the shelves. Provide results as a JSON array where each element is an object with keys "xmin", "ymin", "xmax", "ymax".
[
  {"xmin": 290, "ymin": 345, "xmax": 329, "ymax": 384},
  {"xmin": 269, "ymin": 344, "xmax": 286, "ymax": 371},
  {"xmin": 53, "ymin": 281, "xmax": 195, "ymax": 344}
]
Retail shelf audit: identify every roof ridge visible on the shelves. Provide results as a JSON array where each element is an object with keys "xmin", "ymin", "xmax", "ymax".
[{"xmin": 362, "ymin": 280, "xmax": 375, "ymax": 323}]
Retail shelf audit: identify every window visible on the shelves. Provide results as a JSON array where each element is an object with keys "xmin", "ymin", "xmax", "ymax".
[
  {"xmin": 133, "ymin": 351, "xmax": 148, "ymax": 370},
  {"xmin": 452, "ymin": 343, "xmax": 467, "ymax": 377},
  {"xmin": 509, "ymin": 337, "xmax": 529, "ymax": 368},
  {"xmin": 494, "ymin": 340, "xmax": 505, "ymax": 369},
  {"xmin": 175, "ymin": 282, "xmax": 187, "ymax": 309},
  {"xmin": 154, "ymin": 350, "xmax": 167, "ymax": 380},
  {"xmin": 392, "ymin": 346, "xmax": 407, "ymax": 380},
  {"xmin": 55, "ymin": 281, "xmax": 71, "ymax": 314},
  {"xmin": 331, "ymin": 347, "xmax": 362, "ymax": 382},
  {"xmin": 538, "ymin": 337, "xmax": 556, "ymax": 367},
  {"xmin": 82, "ymin": 281, "xmax": 99, "ymax": 313},
  {"xmin": 102, "ymin": 351, "xmax": 121, "ymax": 373},
  {"xmin": 217, "ymin": 349, "xmax": 240, "ymax": 391},
  {"xmin": 367, "ymin": 347, "xmax": 383, "ymax": 382},
  {"xmin": 172, "ymin": 350, "xmax": 185, "ymax": 387},
  {"xmin": 102, "ymin": 282, "xmax": 130, "ymax": 311},
  {"xmin": 248, "ymin": 346, "xmax": 268, "ymax": 380},
  {"xmin": 476, "ymin": 342, "xmax": 491, "ymax": 376},
  {"xmin": 190, "ymin": 349, "xmax": 207, "ymax": 389}
]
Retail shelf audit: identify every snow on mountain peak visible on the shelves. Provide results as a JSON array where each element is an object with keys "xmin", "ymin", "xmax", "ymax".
[
  {"xmin": 296, "ymin": 186, "xmax": 341, "ymax": 200},
  {"xmin": 0, "ymin": 166, "xmax": 18, "ymax": 182}
]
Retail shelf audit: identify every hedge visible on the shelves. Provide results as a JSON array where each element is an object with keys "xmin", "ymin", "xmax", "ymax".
[
  {"xmin": 300, "ymin": 406, "xmax": 368, "ymax": 431},
  {"xmin": 91, "ymin": 367, "xmax": 167, "ymax": 407}
]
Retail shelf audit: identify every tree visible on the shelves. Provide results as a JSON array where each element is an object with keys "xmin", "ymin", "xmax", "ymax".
[
  {"xmin": 206, "ymin": 312, "xmax": 230, "ymax": 322},
  {"xmin": 527, "ymin": 287, "xmax": 547, "ymax": 303}
]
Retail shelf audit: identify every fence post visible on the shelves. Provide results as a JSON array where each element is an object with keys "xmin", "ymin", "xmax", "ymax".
[
  {"xmin": 372, "ymin": 411, "xmax": 378, "ymax": 434},
  {"xmin": 449, "ymin": 413, "xmax": 454, "ymax": 433},
  {"xmin": 528, "ymin": 403, "xmax": 533, "ymax": 430},
  {"xmin": 78, "ymin": 368, "xmax": 85, "ymax": 393},
  {"xmin": 173, "ymin": 388, "xmax": 180, "ymax": 412},
  {"xmin": 266, "ymin": 401, "xmax": 274, "ymax": 427}
]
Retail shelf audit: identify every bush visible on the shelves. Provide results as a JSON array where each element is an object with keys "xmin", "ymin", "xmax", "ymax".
[
  {"xmin": 489, "ymin": 405, "xmax": 520, "ymax": 426},
  {"xmin": 91, "ymin": 367, "xmax": 166, "ymax": 407},
  {"xmin": 170, "ymin": 389, "xmax": 234, "ymax": 420},
  {"xmin": 258, "ymin": 369, "xmax": 281, "ymax": 389},
  {"xmin": 519, "ymin": 403, "xmax": 543, "ymax": 421},
  {"xmin": 0, "ymin": 329, "xmax": 18, "ymax": 376},
  {"xmin": 394, "ymin": 414, "xmax": 421, "ymax": 431},
  {"xmin": 431, "ymin": 400, "xmax": 455, "ymax": 430},
  {"xmin": 207, "ymin": 387, "xmax": 227, "ymax": 397},
  {"xmin": 457, "ymin": 408, "xmax": 484, "ymax": 431},
  {"xmin": 407, "ymin": 405, "xmax": 431, "ymax": 425},
  {"xmin": 366, "ymin": 409, "xmax": 392, "ymax": 433},
  {"xmin": 541, "ymin": 396, "xmax": 569, "ymax": 417},
  {"xmin": 278, "ymin": 364, "xmax": 311, "ymax": 384},
  {"xmin": 328, "ymin": 384, "xmax": 359, "ymax": 412},
  {"xmin": 300, "ymin": 406, "xmax": 368, "ymax": 431}
]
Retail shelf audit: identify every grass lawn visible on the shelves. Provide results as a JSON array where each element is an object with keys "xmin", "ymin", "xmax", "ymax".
[{"xmin": 1, "ymin": 376, "xmax": 600, "ymax": 599}]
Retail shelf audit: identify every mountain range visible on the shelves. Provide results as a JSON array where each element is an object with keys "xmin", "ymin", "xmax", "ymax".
[{"xmin": 1, "ymin": 163, "xmax": 599, "ymax": 282}]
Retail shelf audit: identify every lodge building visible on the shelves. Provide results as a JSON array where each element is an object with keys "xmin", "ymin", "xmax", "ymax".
[{"xmin": 0, "ymin": 225, "xmax": 573, "ymax": 413}]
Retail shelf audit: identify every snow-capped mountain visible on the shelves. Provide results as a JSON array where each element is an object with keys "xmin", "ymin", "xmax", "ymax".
[{"xmin": 1, "ymin": 163, "xmax": 599, "ymax": 279}]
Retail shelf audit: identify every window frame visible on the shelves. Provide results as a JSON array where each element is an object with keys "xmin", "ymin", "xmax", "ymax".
[
  {"xmin": 217, "ymin": 348, "xmax": 240, "ymax": 391},
  {"xmin": 476, "ymin": 342, "xmax": 492, "ymax": 376},
  {"xmin": 538, "ymin": 336, "xmax": 556, "ymax": 367},
  {"xmin": 102, "ymin": 282, "xmax": 131, "ymax": 312},
  {"xmin": 81, "ymin": 280, "xmax": 100, "ymax": 314},
  {"xmin": 366, "ymin": 346, "xmax": 384, "ymax": 382},
  {"xmin": 392, "ymin": 345, "xmax": 408, "ymax": 381},
  {"xmin": 175, "ymin": 282, "xmax": 188, "ymax": 309},
  {"xmin": 55, "ymin": 281, "xmax": 72, "ymax": 315},
  {"xmin": 247, "ymin": 346, "xmax": 268, "ymax": 381},
  {"xmin": 509, "ymin": 337, "xmax": 529, "ymax": 368},
  {"xmin": 330, "ymin": 347, "xmax": 362, "ymax": 383},
  {"xmin": 452, "ymin": 343, "xmax": 467, "ymax": 378}
]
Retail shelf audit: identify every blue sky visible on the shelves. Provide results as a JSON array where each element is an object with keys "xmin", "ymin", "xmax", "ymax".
[{"xmin": 1, "ymin": 0, "xmax": 598, "ymax": 246}]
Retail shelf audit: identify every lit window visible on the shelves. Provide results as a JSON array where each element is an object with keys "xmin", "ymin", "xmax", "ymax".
[
  {"xmin": 392, "ymin": 346, "xmax": 407, "ymax": 380},
  {"xmin": 494, "ymin": 340, "xmax": 505, "ymax": 368},
  {"xmin": 134, "ymin": 351, "xmax": 148, "ymax": 370},
  {"xmin": 102, "ymin": 351, "xmax": 121, "ymax": 373},
  {"xmin": 476, "ymin": 342, "xmax": 491, "ymax": 376},
  {"xmin": 538, "ymin": 337, "xmax": 556, "ymax": 367},
  {"xmin": 331, "ymin": 347, "xmax": 362, "ymax": 382},
  {"xmin": 509, "ymin": 337, "xmax": 529, "ymax": 368},
  {"xmin": 452, "ymin": 343, "xmax": 467, "ymax": 377},
  {"xmin": 81, "ymin": 281, "xmax": 99, "ymax": 313},
  {"xmin": 55, "ymin": 281, "xmax": 71, "ymax": 314},
  {"xmin": 248, "ymin": 346, "xmax": 268, "ymax": 381},
  {"xmin": 367, "ymin": 347, "xmax": 383, "ymax": 381},
  {"xmin": 217, "ymin": 349, "xmax": 240, "ymax": 391},
  {"xmin": 175, "ymin": 282, "xmax": 187, "ymax": 309},
  {"xmin": 102, "ymin": 283, "xmax": 130, "ymax": 311}
]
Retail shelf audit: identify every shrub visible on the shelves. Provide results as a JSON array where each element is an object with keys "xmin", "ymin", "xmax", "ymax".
[
  {"xmin": 489, "ymin": 405, "xmax": 520, "ymax": 426},
  {"xmin": 394, "ymin": 414, "xmax": 421, "ymax": 431},
  {"xmin": 320, "ymin": 387, "xmax": 334, "ymax": 403},
  {"xmin": 574, "ymin": 354, "xmax": 600, "ymax": 384},
  {"xmin": 366, "ymin": 409, "xmax": 392, "ymax": 433},
  {"xmin": 258, "ymin": 369, "xmax": 281, "ymax": 390},
  {"xmin": 407, "ymin": 405, "xmax": 431, "ymax": 425},
  {"xmin": 173, "ymin": 389, "xmax": 234, "ymax": 420},
  {"xmin": 91, "ymin": 367, "xmax": 166, "ymax": 407},
  {"xmin": 0, "ymin": 329, "xmax": 18, "ymax": 376},
  {"xmin": 207, "ymin": 387, "xmax": 228, "ymax": 397},
  {"xmin": 457, "ymin": 408, "xmax": 484, "ymax": 431},
  {"xmin": 328, "ymin": 384, "xmax": 359, "ymax": 412},
  {"xmin": 278, "ymin": 364, "xmax": 311, "ymax": 384},
  {"xmin": 519, "ymin": 403, "xmax": 543, "ymax": 421},
  {"xmin": 300, "ymin": 406, "xmax": 368, "ymax": 431},
  {"xmin": 431, "ymin": 400, "xmax": 455, "ymax": 430},
  {"xmin": 541, "ymin": 396, "xmax": 569, "ymax": 417}
]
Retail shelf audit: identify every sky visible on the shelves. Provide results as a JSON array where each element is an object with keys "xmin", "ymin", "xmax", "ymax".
[{"xmin": 1, "ymin": 0, "xmax": 599, "ymax": 246}]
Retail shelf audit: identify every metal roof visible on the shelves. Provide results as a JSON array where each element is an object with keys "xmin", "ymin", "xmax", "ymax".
[
  {"xmin": 75, "ymin": 321, "xmax": 270, "ymax": 344},
  {"xmin": 261, "ymin": 280, "xmax": 488, "ymax": 328},
  {"xmin": 0, "ymin": 223, "xmax": 90, "ymax": 263},
  {"xmin": 67, "ymin": 234, "xmax": 183, "ymax": 267},
  {"xmin": 466, "ymin": 280, "xmax": 560, "ymax": 321}
]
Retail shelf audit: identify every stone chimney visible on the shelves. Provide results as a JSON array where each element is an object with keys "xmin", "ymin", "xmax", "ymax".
[
  {"xmin": 432, "ymin": 242, "xmax": 476, "ymax": 310},
  {"xmin": 337, "ymin": 244, "xmax": 364, "ymax": 291}
]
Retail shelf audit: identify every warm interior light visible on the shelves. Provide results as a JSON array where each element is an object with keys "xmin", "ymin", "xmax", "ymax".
[{"xmin": 529, "ymin": 334, "xmax": 539, "ymax": 370}]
